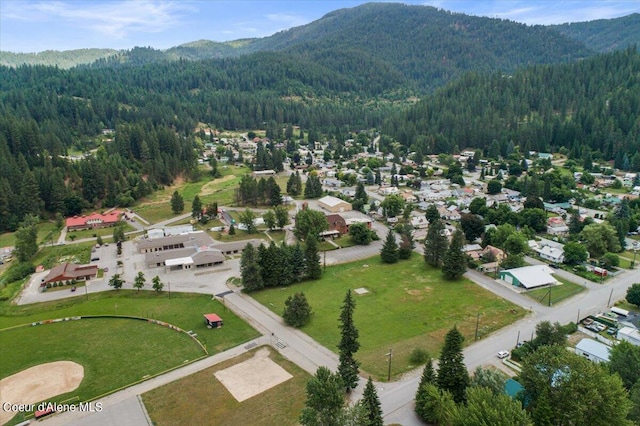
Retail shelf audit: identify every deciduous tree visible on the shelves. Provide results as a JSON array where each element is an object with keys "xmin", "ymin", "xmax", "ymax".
[
  {"xmin": 453, "ymin": 386, "xmax": 532, "ymax": 426},
  {"xmin": 626, "ymin": 283, "xmax": 640, "ymax": 308},
  {"xmin": 300, "ymin": 367, "xmax": 345, "ymax": 426},
  {"xmin": 133, "ymin": 271, "xmax": 146, "ymax": 292},
  {"xmin": 108, "ymin": 273, "xmax": 124, "ymax": 290},
  {"xmin": 294, "ymin": 208, "xmax": 328, "ymax": 240},
  {"xmin": 152, "ymin": 275, "xmax": 163, "ymax": 292},
  {"xmin": 519, "ymin": 345, "xmax": 631, "ymax": 426}
]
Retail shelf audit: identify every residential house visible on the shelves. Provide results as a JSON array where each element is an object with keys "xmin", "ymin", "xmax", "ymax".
[
  {"xmin": 326, "ymin": 214, "xmax": 348, "ymax": 235},
  {"xmin": 546, "ymin": 217, "xmax": 569, "ymax": 236},
  {"xmin": 410, "ymin": 216, "xmax": 429, "ymax": 229},
  {"xmin": 481, "ymin": 245, "xmax": 506, "ymax": 262},
  {"xmin": 462, "ymin": 244, "xmax": 483, "ymax": 261}
]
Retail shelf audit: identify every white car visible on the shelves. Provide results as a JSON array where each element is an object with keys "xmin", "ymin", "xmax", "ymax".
[{"xmin": 497, "ymin": 350, "xmax": 510, "ymax": 359}]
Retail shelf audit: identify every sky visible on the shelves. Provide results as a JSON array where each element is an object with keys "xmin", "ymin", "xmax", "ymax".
[{"xmin": 1, "ymin": 0, "xmax": 639, "ymax": 53}]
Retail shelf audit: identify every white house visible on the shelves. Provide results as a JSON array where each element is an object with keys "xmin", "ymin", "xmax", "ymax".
[{"xmin": 575, "ymin": 338, "xmax": 611, "ymax": 363}]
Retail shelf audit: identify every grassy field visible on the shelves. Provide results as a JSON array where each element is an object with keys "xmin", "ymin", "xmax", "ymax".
[
  {"xmin": 0, "ymin": 318, "xmax": 204, "ymax": 409},
  {"xmin": 0, "ymin": 221, "xmax": 62, "ymax": 248},
  {"xmin": 526, "ymin": 278, "xmax": 585, "ymax": 306},
  {"xmin": 0, "ymin": 292, "xmax": 259, "ymax": 352},
  {"xmin": 143, "ymin": 346, "xmax": 309, "ymax": 426},
  {"xmin": 65, "ymin": 222, "xmax": 136, "ymax": 241},
  {"xmin": 133, "ymin": 166, "xmax": 252, "ymax": 224},
  {"xmin": 251, "ymin": 254, "xmax": 527, "ymax": 380}
]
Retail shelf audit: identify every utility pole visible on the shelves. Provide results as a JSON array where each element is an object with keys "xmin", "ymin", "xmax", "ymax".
[
  {"xmin": 385, "ymin": 349, "xmax": 393, "ymax": 382},
  {"xmin": 516, "ymin": 330, "xmax": 520, "ymax": 347},
  {"xmin": 577, "ymin": 308, "xmax": 580, "ymax": 324},
  {"xmin": 474, "ymin": 313, "xmax": 480, "ymax": 341},
  {"xmin": 607, "ymin": 288, "xmax": 613, "ymax": 308}
]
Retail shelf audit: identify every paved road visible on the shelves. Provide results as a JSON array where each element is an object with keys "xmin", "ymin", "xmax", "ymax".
[{"xmin": 20, "ymin": 216, "xmax": 639, "ymax": 425}]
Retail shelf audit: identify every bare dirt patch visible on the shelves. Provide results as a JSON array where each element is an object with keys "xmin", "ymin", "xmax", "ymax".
[
  {"xmin": 0, "ymin": 361, "xmax": 84, "ymax": 424},
  {"xmin": 214, "ymin": 347, "xmax": 292, "ymax": 402}
]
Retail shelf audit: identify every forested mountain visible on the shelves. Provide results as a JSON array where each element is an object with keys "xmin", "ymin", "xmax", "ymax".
[
  {"xmin": 0, "ymin": 49, "xmax": 117, "ymax": 69},
  {"xmin": 382, "ymin": 47, "xmax": 640, "ymax": 171},
  {"xmin": 550, "ymin": 13, "xmax": 640, "ymax": 53},
  {"xmin": 1, "ymin": 3, "xmax": 639, "ymax": 235},
  {"xmin": 0, "ymin": 2, "xmax": 598, "ymax": 82}
]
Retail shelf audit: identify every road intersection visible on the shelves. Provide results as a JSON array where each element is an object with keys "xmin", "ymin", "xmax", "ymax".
[{"xmin": 20, "ymin": 217, "xmax": 639, "ymax": 425}]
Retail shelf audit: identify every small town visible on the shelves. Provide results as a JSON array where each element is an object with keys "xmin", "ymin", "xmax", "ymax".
[{"xmin": 1, "ymin": 1, "xmax": 640, "ymax": 426}]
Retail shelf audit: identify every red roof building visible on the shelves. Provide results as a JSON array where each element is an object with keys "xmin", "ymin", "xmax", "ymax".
[
  {"xmin": 66, "ymin": 211, "xmax": 122, "ymax": 231},
  {"xmin": 41, "ymin": 263, "xmax": 98, "ymax": 286}
]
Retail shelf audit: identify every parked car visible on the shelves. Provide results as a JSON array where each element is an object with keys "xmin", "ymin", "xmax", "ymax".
[{"xmin": 497, "ymin": 350, "xmax": 510, "ymax": 359}]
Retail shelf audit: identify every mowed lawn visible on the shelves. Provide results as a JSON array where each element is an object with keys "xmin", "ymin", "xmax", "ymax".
[
  {"xmin": 143, "ymin": 347, "xmax": 309, "ymax": 426},
  {"xmin": 252, "ymin": 254, "xmax": 527, "ymax": 380},
  {"xmin": 0, "ymin": 318, "xmax": 204, "ymax": 405},
  {"xmin": 526, "ymin": 278, "xmax": 585, "ymax": 306}
]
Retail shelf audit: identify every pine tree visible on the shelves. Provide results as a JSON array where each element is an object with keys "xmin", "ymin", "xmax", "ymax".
[
  {"xmin": 283, "ymin": 292, "xmax": 313, "ymax": 327},
  {"xmin": 398, "ymin": 228, "xmax": 415, "ymax": 260},
  {"xmin": 380, "ymin": 229, "xmax": 399, "ymax": 263},
  {"xmin": 442, "ymin": 228, "xmax": 467, "ymax": 280},
  {"xmin": 415, "ymin": 357, "xmax": 437, "ymax": 421},
  {"xmin": 170, "ymin": 191, "xmax": 184, "ymax": 214},
  {"xmin": 304, "ymin": 233, "xmax": 322, "ymax": 279},
  {"xmin": 240, "ymin": 243, "xmax": 263, "ymax": 291},
  {"xmin": 437, "ymin": 326, "xmax": 469, "ymax": 404},
  {"xmin": 191, "ymin": 195, "xmax": 203, "ymax": 219},
  {"xmin": 424, "ymin": 219, "xmax": 449, "ymax": 267},
  {"xmin": 361, "ymin": 377, "xmax": 383, "ymax": 426},
  {"xmin": 338, "ymin": 289, "xmax": 360, "ymax": 392}
]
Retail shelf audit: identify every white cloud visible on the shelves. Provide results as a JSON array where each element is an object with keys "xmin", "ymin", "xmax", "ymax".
[{"xmin": 3, "ymin": 0, "xmax": 194, "ymax": 38}]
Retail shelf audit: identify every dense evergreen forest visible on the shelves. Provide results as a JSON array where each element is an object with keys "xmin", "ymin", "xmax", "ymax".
[
  {"xmin": 551, "ymin": 13, "xmax": 640, "ymax": 53},
  {"xmin": 383, "ymin": 47, "xmax": 640, "ymax": 170},
  {"xmin": 1, "ymin": 4, "xmax": 639, "ymax": 235},
  {"xmin": 2, "ymin": 2, "xmax": 597, "ymax": 79}
]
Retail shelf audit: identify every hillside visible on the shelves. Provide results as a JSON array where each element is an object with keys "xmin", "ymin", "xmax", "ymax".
[
  {"xmin": 1, "ymin": 2, "xmax": 595, "ymax": 87},
  {"xmin": 382, "ymin": 47, "xmax": 640, "ymax": 170},
  {"xmin": 550, "ymin": 13, "xmax": 640, "ymax": 52},
  {"xmin": 0, "ymin": 48, "xmax": 117, "ymax": 69}
]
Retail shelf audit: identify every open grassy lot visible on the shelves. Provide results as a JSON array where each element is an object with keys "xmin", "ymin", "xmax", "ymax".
[
  {"xmin": 251, "ymin": 254, "xmax": 527, "ymax": 380},
  {"xmin": 142, "ymin": 346, "xmax": 309, "ymax": 426},
  {"xmin": 134, "ymin": 166, "xmax": 252, "ymax": 224},
  {"xmin": 0, "ymin": 292, "xmax": 259, "ymax": 352},
  {"xmin": 526, "ymin": 277, "xmax": 585, "ymax": 306},
  {"xmin": 0, "ymin": 221, "xmax": 62, "ymax": 248}
]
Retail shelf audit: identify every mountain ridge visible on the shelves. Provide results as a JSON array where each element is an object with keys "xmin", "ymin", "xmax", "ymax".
[{"xmin": 2, "ymin": 2, "xmax": 636, "ymax": 70}]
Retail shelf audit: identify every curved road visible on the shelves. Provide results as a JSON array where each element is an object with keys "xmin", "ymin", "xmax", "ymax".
[{"xmin": 19, "ymin": 218, "xmax": 639, "ymax": 425}]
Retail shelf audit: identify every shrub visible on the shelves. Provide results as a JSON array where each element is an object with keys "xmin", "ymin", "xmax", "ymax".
[
  {"xmin": 409, "ymin": 348, "xmax": 429, "ymax": 364},
  {"xmin": 46, "ymin": 283, "xmax": 51, "ymax": 289},
  {"xmin": 560, "ymin": 322, "xmax": 578, "ymax": 335},
  {"xmin": 53, "ymin": 282, "xmax": 58, "ymax": 287},
  {"xmin": 0, "ymin": 262, "xmax": 35, "ymax": 285}
]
